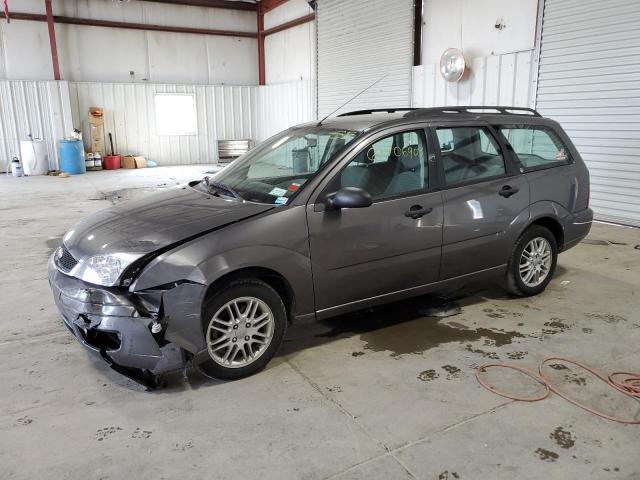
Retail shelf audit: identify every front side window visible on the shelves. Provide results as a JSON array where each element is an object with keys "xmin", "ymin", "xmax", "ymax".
[
  {"xmin": 337, "ymin": 130, "xmax": 429, "ymax": 200},
  {"xmin": 499, "ymin": 125, "xmax": 572, "ymax": 170},
  {"xmin": 436, "ymin": 126, "xmax": 506, "ymax": 186},
  {"xmin": 211, "ymin": 127, "xmax": 358, "ymax": 204}
]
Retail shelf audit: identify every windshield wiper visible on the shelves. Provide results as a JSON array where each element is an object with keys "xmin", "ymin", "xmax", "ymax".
[{"xmin": 203, "ymin": 177, "xmax": 243, "ymax": 201}]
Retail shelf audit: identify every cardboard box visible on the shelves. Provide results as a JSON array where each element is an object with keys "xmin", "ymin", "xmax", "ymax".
[
  {"xmin": 121, "ymin": 155, "xmax": 147, "ymax": 169},
  {"xmin": 121, "ymin": 155, "xmax": 137, "ymax": 169},
  {"xmin": 89, "ymin": 124, "xmax": 104, "ymax": 154},
  {"xmin": 134, "ymin": 156, "xmax": 147, "ymax": 168},
  {"xmin": 88, "ymin": 107, "xmax": 105, "ymax": 154}
]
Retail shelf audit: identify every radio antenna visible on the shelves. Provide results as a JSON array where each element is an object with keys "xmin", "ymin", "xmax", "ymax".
[{"xmin": 316, "ymin": 74, "xmax": 388, "ymax": 126}]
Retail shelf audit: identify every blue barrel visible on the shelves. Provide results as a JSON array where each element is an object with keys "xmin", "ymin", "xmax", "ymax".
[{"xmin": 58, "ymin": 139, "xmax": 86, "ymax": 175}]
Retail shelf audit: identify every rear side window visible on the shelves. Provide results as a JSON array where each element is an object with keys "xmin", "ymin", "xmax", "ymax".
[
  {"xmin": 499, "ymin": 125, "xmax": 572, "ymax": 170},
  {"xmin": 435, "ymin": 126, "xmax": 506, "ymax": 186}
]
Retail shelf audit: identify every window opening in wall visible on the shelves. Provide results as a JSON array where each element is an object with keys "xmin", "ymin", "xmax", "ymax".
[{"xmin": 154, "ymin": 93, "xmax": 197, "ymax": 136}]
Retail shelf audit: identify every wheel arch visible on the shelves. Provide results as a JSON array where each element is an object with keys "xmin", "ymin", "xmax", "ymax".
[
  {"xmin": 528, "ymin": 216, "xmax": 564, "ymax": 250},
  {"xmin": 202, "ymin": 266, "xmax": 296, "ymax": 325},
  {"xmin": 523, "ymin": 201, "xmax": 570, "ymax": 251}
]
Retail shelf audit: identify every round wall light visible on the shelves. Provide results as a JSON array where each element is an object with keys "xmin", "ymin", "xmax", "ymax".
[{"xmin": 440, "ymin": 48, "xmax": 466, "ymax": 82}]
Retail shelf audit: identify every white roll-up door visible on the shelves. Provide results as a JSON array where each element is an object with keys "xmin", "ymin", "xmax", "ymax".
[
  {"xmin": 535, "ymin": 0, "xmax": 640, "ymax": 226},
  {"xmin": 316, "ymin": 0, "xmax": 414, "ymax": 119}
]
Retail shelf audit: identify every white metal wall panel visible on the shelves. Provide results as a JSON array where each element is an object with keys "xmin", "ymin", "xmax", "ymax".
[
  {"xmin": 70, "ymin": 81, "xmax": 314, "ymax": 165},
  {"xmin": 257, "ymin": 80, "xmax": 315, "ymax": 141},
  {"xmin": 316, "ymin": 0, "xmax": 414, "ymax": 118},
  {"xmin": 0, "ymin": 81, "xmax": 73, "ymax": 172},
  {"xmin": 265, "ymin": 23, "xmax": 316, "ymax": 84},
  {"xmin": 412, "ymin": 51, "xmax": 534, "ymax": 108},
  {"xmin": 70, "ymin": 82, "xmax": 259, "ymax": 166},
  {"xmin": 0, "ymin": 1, "xmax": 257, "ymax": 84},
  {"xmin": 1, "ymin": 80, "xmax": 314, "ymax": 170},
  {"xmin": 536, "ymin": 0, "xmax": 640, "ymax": 226}
]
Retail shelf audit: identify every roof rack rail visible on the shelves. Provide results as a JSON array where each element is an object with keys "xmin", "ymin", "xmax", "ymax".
[
  {"xmin": 338, "ymin": 108, "xmax": 417, "ymax": 117},
  {"xmin": 403, "ymin": 106, "xmax": 541, "ymax": 117}
]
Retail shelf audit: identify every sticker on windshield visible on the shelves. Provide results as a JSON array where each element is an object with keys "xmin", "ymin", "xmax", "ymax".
[
  {"xmin": 269, "ymin": 187, "xmax": 288, "ymax": 197},
  {"xmin": 274, "ymin": 196, "xmax": 288, "ymax": 205},
  {"xmin": 287, "ymin": 183, "xmax": 300, "ymax": 192}
]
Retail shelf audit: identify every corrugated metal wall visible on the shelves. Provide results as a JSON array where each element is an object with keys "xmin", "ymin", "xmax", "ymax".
[
  {"xmin": 316, "ymin": 0, "xmax": 414, "ymax": 118},
  {"xmin": 0, "ymin": 81, "xmax": 74, "ymax": 172},
  {"xmin": 256, "ymin": 80, "xmax": 315, "ymax": 141},
  {"xmin": 536, "ymin": 0, "xmax": 640, "ymax": 226},
  {"xmin": 0, "ymin": 1, "xmax": 258, "ymax": 84},
  {"xmin": 412, "ymin": 51, "xmax": 534, "ymax": 107},
  {"xmin": 1, "ymin": 79, "xmax": 314, "ymax": 169},
  {"xmin": 70, "ymin": 82, "xmax": 258, "ymax": 166}
]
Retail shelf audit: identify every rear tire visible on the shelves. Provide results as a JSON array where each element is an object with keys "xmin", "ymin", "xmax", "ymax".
[
  {"xmin": 198, "ymin": 278, "xmax": 287, "ymax": 380},
  {"xmin": 505, "ymin": 225, "xmax": 558, "ymax": 296}
]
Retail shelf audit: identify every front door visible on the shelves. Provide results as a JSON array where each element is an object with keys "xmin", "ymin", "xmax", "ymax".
[
  {"xmin": 432, "ymin": 124, "xmax": 530, "ymax": 279},
  {"xmin": 307, "ymin": 128, "xmax": 443, "ymax": 315}
]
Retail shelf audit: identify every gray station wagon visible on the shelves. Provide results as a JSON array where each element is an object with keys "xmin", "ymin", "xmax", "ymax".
[{"xmin": 49, "ymin": 106, "xmax": 593, "ymax": 387}]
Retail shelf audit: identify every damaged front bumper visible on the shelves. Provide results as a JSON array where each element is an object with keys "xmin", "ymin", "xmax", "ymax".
[{"xmin": 47, "ymin": 255, "xmax": 208, "ymax": 386}]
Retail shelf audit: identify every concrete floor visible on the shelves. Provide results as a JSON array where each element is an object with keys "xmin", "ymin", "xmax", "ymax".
[{"xmin": 1, "ymin": 166, "xmax": 639, "ymax": 480}]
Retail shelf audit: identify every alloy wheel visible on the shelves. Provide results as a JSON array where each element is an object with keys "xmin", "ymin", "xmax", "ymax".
[
  {"xmin": 519, "ymin": 237, "xmax": 553, "ymax": 287},
  {"xmin": 206, "ymin": 297, "xmax": 275, "ymax": 368}
]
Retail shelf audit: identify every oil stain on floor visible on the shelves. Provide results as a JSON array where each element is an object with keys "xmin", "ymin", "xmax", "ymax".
[
  {"xmin": 551, "ymin": 426, "xmax": 575, "ymax": 449},
  {"xmin": 535, "ymin": 447, "xmax": 559, "ymax": 462},
  {"xmin": 359, "ymin": 318, "xmax": 524, "ymax": 357},
  {"xmin": 417, "ymin": 369, "xmax": 439, "ymax": 382},
  {"xmin": 283, "ymin": 292, "xmax": 526, "ymax": 358},
  {"xmin": 541, "ymin": 318, "xmax": 572, "ymax": 335}
]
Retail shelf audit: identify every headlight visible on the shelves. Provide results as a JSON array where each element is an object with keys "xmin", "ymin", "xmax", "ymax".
[{"xmin": 76, "ymin": 253, "xmax": 139, "ymax": 287}]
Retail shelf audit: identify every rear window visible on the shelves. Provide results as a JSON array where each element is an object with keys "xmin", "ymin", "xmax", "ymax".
[{"xmin": 499, "ymin": 125, "xmax": 572, "ymax": 170}]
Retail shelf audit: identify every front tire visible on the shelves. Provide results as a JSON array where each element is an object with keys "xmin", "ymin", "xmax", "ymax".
[
  {"xmin": 505, "ymin": 225, "xmax": 558, "ymax": 296},
  {"xmin": 198, "ymin": 278, "xmax": 287, "ymax": 380}
]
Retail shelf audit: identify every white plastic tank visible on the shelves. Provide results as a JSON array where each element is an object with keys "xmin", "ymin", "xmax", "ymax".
[{"xmin": 20, "ymin": 140, "xmax": 49, "ymax": 175}]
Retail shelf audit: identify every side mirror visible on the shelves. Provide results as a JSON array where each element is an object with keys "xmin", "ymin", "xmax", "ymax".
[{"xmin": 325, "ymin": 187, "xmax": 373, "ymax": 210}]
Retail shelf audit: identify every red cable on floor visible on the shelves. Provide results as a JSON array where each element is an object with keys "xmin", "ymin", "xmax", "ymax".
[{"xmin": 475, "ymin": 357, "xmax": 640, "ymax": 424}]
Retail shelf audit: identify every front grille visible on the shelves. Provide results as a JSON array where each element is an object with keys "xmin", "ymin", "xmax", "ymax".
[{"xmin": 55, "ymin": 246, "xmax": 79, "ymax": 273}]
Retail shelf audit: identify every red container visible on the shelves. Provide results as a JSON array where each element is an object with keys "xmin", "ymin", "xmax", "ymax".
[{"xmin": 103, "ymin": 155, "xmax": 121, "ymax": 170}]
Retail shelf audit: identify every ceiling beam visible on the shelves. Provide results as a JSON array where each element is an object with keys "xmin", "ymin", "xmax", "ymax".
[
  {"xmin": 0, "ymin": 12, "xmax": 257, "ymax": 38},
  {"xmin": 140, "ymin": 0, "xmax": 257, "ymax": 11},
  {"xmin": 260, "ymin": 0, "xmax": 288, "ymax": 13},
  {"xmin": 261, "ymin": 12, "xmax": 314, "ymax": 36}
]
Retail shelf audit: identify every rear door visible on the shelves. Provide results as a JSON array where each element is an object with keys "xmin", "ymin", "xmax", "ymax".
[
  {"xmin": 307, "ymin": 126, "xmax": 443, "ymax": 316},
  {"xmin": 431, "ymin": 123, "xmax": 530, "ymax": 279},
  {"xmin": 497, "ymin": 124, "xmax": 586, "ymax": 212}
]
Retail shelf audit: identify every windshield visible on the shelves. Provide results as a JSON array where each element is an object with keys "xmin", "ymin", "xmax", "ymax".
[{"xmin": 208, "ymin": 127, "xmax": 359, "ymax": 204}]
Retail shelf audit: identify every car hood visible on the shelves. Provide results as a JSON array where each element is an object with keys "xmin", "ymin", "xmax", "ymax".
[{"xmin": 63, "ymin": 184, "xmax": 274, "ymax": 260}]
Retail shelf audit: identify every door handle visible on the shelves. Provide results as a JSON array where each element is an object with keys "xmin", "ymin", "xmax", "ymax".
[
  {"xmin": 404, "ymin": 205, "xmax": 433, "ymax": 219},
  {"xmin": 499, "ymin": 185, "xmax": 519, "ymax": 198}
]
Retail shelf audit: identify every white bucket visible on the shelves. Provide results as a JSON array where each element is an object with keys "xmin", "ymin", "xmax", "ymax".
[
  {"xmin": 11, "ymin": 158, "xmax": 23, "ymax": 177},
  {"xmin": 20, "ymin": 140, "xmax": 49, "ymax": 175}
]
